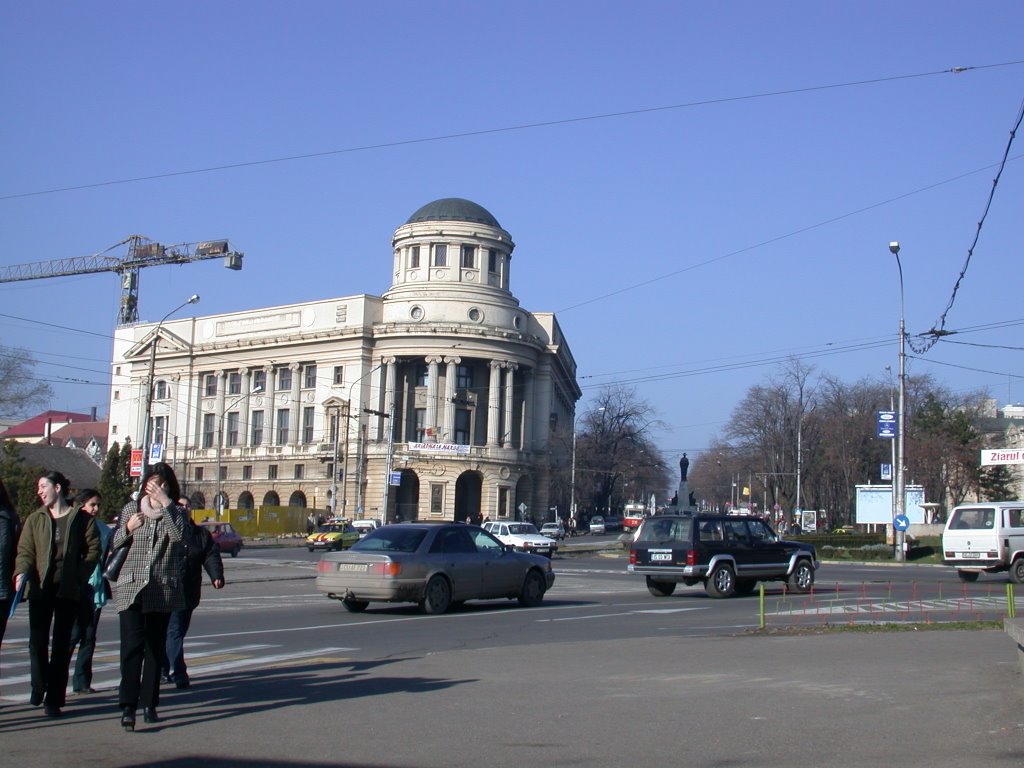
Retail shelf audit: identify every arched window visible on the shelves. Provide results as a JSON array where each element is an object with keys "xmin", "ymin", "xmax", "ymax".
[
  {"xmin": 238, "ymin": 491, "xmax": 254, "ymax": 510},
  {"xmin": 155, "ymin": 380, "xmax": 170, "ymax": 400},
  {"xmin": 262, "ymin": 491, "xmax": 280, "ymax": 507},
  {"xmin": 288, "ymin": 491, "xmax": 307, "ymax": 509}
]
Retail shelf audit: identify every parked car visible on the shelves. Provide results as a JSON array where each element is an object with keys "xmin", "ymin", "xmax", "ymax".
[
  {"xmin": 199, "ymin": 521, "xmax": 244, "ymax": 557},
  {"xmin": 482, "ymin": 521, "xmax": 557, "ymax": 557},
  {"xmin": 604, "ymin": 515, "xmax": 624, "ymax": 533},
  {"xmin": 351, "ymin": 519, "xmax": 380, "ymax": 539},
  {"xmin": 315, "ymin": 522, "xmax": 555, "ymax": 614},
  {"xmin": 588, "ymin": 516, "xmax": 606, "ymax": 535},
  {"xmin": 942, "ymin": 501, "xmax": 1024, "ymax": 582},
  {"xmin": 540, "ymin": 522, "xmax": 565, "ymax": 541},
  {"xmin": 628, "ymin": 514, "xmax": 818, "ymax": 598},
  {"xmin": 307, "ymin": 522, "xmax": 361, "ymax": 552}
]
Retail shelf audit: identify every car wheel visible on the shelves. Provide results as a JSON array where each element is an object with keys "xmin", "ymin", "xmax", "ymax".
[
  {"xmin": 307, "ymin": 547, "xmax": 314, "ymax": 553},
  {"xmin": 231, "ymin": 545, "xmax": 240, "ymax": 558},
  {"xmin": 957, "ymin": 570, "xmax": 980, "ymax": 583},
  {"xmin": 518, "ymin": 569, "xmax": 546, "ymax": 607},
  {"xmin": 735, "ymin": 578, "xmax": 758, "ymax": 595},
  {"xmin": 342, "ymin": 598, "xmax": 369, "ymax": 613},
  {"xmin": 705, "ymin": 563, "xmax": 736, "ymax": 598},
  {"xmin": 787, "ymin": 560, "xmax": 814, "ymax": 593},
  {"xmin": 646, "ymin": 577, "xmax": 676, "ymax": 597},
  {"xmin": 421, "ymin": 575, "xmax": 452, "ymax": 614},
  {"xmin": 1010, "ymin": 558, "xmax": 1024, "ymax": 585}
]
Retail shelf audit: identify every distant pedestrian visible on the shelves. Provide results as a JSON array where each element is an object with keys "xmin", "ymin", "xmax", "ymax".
[
  {"xmin": 306, "ymin": 512, "xmax": 316, "ymax": 535},
  {"xmin": 163, "ymin": 497, "xmax": 224, "ymax": 689},
  {"xmin": 14, "ymin": 470, "xmax": 100, "ymax": 717},
  {"xmin": 0, "ymin": 479, "xmax": 22, "ymax": 682},
  {"xmin": 68, "ymin": 488, "xmax": 111, "ymax": 694}
]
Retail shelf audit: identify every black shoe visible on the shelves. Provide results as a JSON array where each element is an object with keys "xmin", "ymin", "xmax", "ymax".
[
  {"xmin": 73, "ymin": 687, "xmax": 97, "ymax": 695},
  {"xmin": 175, "ymin": 678, "xmax": 190, "ymax": 689},
  {"xmin": 142, "ymin": 707, "xmax": 160, "ymax": 723},
  {"xmin": 29, "ymin": 690, "xmax": 43, "ymax": 707},
  {"xmin": 44, "ymin": 705, "xmax": 62, "ymax": 717},
  {"xmin": 121, "ymin": 706, "xmax": 136, "ymax": 731}
]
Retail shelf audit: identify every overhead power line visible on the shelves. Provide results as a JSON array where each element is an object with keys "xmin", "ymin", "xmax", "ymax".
[{"xmin": 2, "ymin": 60, "xmax": 1020, "ymax": 201}]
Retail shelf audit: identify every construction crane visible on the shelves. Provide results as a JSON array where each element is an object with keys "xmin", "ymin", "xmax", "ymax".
[{"xmin": 0, "ymin": 234, "xmax": 243, "ymax": 325}]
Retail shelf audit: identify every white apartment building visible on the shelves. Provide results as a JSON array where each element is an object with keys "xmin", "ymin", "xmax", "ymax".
[{"xmin": 107, "ymin": 198, "xmax": 581, "ymax": 524}]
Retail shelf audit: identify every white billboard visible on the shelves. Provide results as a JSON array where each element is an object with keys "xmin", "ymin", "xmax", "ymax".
[{"xmin": 855, "ymin": 484, "xmax": 926, "ymax": 524}]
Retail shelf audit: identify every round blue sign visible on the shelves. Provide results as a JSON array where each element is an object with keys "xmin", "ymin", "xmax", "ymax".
[{"xmin": 893, "ymin": 514, "xmax": 910, "ymax": 531}]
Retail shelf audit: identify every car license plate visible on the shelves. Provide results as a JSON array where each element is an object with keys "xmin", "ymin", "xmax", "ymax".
[
  {"xmin": 650, "ymin": 551, "xmax": 673, "ymax": 562},
  {"xmin": 336, "ymin": 563, "xmax": 367, "ymax": 572},
  {"xmin": 960, "ymin": 552, "xmax": 981, "ymax": 559}
]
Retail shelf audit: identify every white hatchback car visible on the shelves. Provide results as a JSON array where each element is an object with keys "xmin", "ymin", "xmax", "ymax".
[
  {"xmin": 351, "ymin": 519, "xmax": 380, "ymax": 538},
  {"xmin": 483, "ymin": 521, "xmax": 557, "ymax": 558}
]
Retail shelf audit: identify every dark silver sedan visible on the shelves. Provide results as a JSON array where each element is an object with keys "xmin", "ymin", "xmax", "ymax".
[{"xmin": 315, "ymin": 523, "xmax": 555, "ymax": 614}]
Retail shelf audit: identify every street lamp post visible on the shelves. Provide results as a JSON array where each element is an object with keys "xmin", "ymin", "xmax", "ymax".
[
  {"xmin": 141, "ymin": 294, "xmax": 199, "ymax": 474},
  {"xmin": 890, "ymin": 240, "xmax": 907, "ymax": 562},
  {"xmin": 215, "ymin": 385, "xmax": 263, "ymax": 518},
  {"xmin": 343, "ymin": 362, "xmax": 384, "ymax": 518}
]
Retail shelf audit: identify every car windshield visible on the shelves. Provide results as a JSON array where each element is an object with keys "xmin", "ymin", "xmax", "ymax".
[
  {"xmin": 352, "ymin": 527, "xmax": 428, "ymax": 553},
  {"xmin": 508, "ymin": 523, "xmax": 538, "ymax": 535},
  {"xmin": 635, "ymin": 517, "xmax": 691, "ymax": 544}
]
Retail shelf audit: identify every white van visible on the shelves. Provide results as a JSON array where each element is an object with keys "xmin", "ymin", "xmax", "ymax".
[{"xmin": 942, "ymin": 501, "xmax": 1024, "ymax": 583}]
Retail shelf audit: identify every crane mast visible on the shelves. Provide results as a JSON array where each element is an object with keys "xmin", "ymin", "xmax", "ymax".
[{"xmin": 0, "ymin": 234, "xmax": 243, "ymax": 325}]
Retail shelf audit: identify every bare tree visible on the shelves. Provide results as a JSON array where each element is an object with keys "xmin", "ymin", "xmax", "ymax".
[{"xmin": 0, "ymin": 345, "xmax": 53, "ymax": 418}]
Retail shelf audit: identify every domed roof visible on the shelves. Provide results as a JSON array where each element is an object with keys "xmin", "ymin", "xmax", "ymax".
[{"xmin": 405, "ymin": 198, "xmax": 501, "ymax": 228}]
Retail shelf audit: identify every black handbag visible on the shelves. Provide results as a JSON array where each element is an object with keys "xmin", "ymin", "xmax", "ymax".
[{"xmin": 103, "ymin": 543, "xmax": 130, "ymax": 581}]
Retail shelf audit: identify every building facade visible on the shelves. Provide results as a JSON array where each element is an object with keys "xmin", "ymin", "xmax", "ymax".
[{"xmin": 106, "ymin": 198, "xmax": 581, "ymax": 524}]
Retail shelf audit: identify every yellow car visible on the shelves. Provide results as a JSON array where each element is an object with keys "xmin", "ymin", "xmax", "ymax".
[{"xmin": 307, "ymin": 522, "xmax": 360, "ymax": 552}]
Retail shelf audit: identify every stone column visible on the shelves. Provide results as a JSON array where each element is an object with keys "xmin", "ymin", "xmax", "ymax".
[
  {"xmin": 239, "ymin": 368, "xmax": 251, "ymax": 447},
  {"xmin": 487, "ymin": 360, "xmax": 502, "ymax": 446},
  {"xmin": 288, "ymin": 363, "xmax": 301, "ymax": 445},
  {"xmin": 383, "ymin": 357, "xmax": 397, "ymax": 443},
  {"xmin": 443, "ymin": 356, "xmax": 460, "ymax": 442},
  {"xmin": 503, "ymin": 363, "xmax": 517, "ymax": 447},
  {"xmin": 425, "ymin": 356, "xmax": 441, "ymax": 439},
  {"xmin": 264, "ymin": 364, "xmax": 276, "ymax": 446},
  {"xmin": 214, "ymin": 370, "xmax": 226, "ymax": 449},
  {"xmin": 523, "ymin": 369, "xmax": 534, "ymax": 449}
]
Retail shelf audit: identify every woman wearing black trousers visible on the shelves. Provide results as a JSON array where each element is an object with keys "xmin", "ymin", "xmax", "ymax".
[{"xmin": 110, "ymin": 462, "xmax": 185, "ymax": 731}]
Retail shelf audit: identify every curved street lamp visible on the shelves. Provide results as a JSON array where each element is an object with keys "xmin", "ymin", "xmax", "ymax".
[
  {"xmin": 890, "ymin": 240, "xmax": 907, "ymax": 563},
  {"xmin": 141, "ymin": 293, "xmax": 199, "ymax": 474}
]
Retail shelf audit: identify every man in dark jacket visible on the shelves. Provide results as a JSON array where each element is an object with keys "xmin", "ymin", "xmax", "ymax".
[
  {"xmin": 163, "ymin": 498, "xmax": 224, "ymax": 688},
  {"xmin": 0, "ymin": 479, "xmax": 22, "ymax": 680}
]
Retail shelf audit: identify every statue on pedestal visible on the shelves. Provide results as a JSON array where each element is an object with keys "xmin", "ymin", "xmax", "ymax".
[{"xmin": 679, "ymin": 453, "xmax": 689, "ymax": 482}]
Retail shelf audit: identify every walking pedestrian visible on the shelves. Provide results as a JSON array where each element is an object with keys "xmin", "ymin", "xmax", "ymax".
[
  {"xmin": 68, "ymin": 489, "xmax": 111, "ymax": 694},
  {"xmin": 14, "ymin": 471, "xmax": 100, "ymax": 716},
  {"xmin": 112, "ymin": 462, "xmax": 186, "ymax": 731},
  {"xmin": 0, "ymin": 479, "xmax": 22, "ymax": 684},
  {"xmin": 163, "ymin": 497, "xmax": 224, "ymax": 689}
]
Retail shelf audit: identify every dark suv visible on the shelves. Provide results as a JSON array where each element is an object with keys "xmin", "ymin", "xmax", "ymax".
[{"xmin": 628, "ymin": 514, "xmax": 818, "ymax": 598}]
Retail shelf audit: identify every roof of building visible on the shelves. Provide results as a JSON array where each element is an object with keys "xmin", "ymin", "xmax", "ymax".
[
  {"xmin": 10, "ymin": 443, "xmax": 102, "ymax": 492},
  {"xmin": 405, "ymin": 198, "xmax": 501, "ymax": 228},
  {"xmin": 47, "ymin": 420, "xmax": 109, "ymax": 452},
  {"xmin": 0, "ymin": 410, "xmax": 97, "ymax": 439}
]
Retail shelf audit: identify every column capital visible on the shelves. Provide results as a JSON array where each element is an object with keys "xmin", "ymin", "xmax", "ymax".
[
  {"xmin": 444, "ymin": 356, "xmax": 461, "ymax": 366},
  {"xmin": 381, "ymin": 355, "xmax": 398, "ymax": 365},
  {"xmin": 425, "ymin": 355, "xmax": 444, "ymax": 365}
]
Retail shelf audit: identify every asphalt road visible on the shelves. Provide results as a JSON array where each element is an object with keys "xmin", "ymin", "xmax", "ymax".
[{"xmin": 2, "ymin": 549, "xmax": 1022, "ymax": 767}]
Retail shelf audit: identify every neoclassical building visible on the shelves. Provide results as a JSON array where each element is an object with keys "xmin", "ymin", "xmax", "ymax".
[{"xmin": 107, "ymin": 198, "xmax": 581, "ymax": 525}]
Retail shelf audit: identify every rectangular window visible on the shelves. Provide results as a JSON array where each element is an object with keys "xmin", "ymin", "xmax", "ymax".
[
  {"xmin": 253, "ymin": 369, "xmax": 267, "ymax": 392},
  {"xmin": 155, "ymin": 380, "xmax": 169, "ymax": 400},
  {"xmin": 268, "ymin": 464, "xmax": 278, "ymax": 480},
  {"xmin": 228, "ymin": 372, "xmax": 242, "ymax": 395},
  {"xmin": 431, "ymin": 484, "xmax": 444, "ymax": 516},
  {"xmin": 303, "ymin": 364, "xmax": 317, "ymax": 389},
  {"xmin": 302, "ymin": 407, "xmax": 315, "ymax": 444},
  {"xmin": 488, "ymin": 249, "xmax": 497, "ymax": 273},
  {"xmin": 499, "ymin": 486, "xmax": 510, "ymax": 518},
  {"xmin": 276, "ymin": 409, "xmax": 290, "ymax": 445},
  {"xmin": 202, "ymin": 413, "xmax": 215, "ymax": 448},
  {"xmin": 410, "ymin": 245, "xmax": 420, "ymax": 268},
  {"xmin": 415, "ymin": 364, "xmax": 428, "ymax": 387},
  {"xmin": 415, "ymin": 408, "xmax": 426, "ymax": 442},
  {"xmin": 242, "ymin": 465, "xmax": 252, "ymax": 481},
  {"xmin": 433, "ymin": 243, "xmax": 447, "ymax": 267},
  {"xmin": 226, "ymin": 411, "xmax": 240, "ymax": 447},
  {"xmin": 454, "ymin": 409, "xmax": 471, "ymax": 445},
  {"xmin": 461, "ymin": 244, "xmax": 475, "ymax": 268},
  {"xmin": 456, "ymin": 364, "xmax": 473, "ymax": 389},
  {"xmin": 204, "ymin": 373, "xmax": 217, "ymax": 397},
  {"xmin": 326, "ymin": 461, "xmax": 334, "ymax": 479},
  {"xmin": 333, "ymin": 365, "xmax": 344, "ymax": 386},
  {"xmin": 152, "ymin": 415, "xmax": 166, "ymax": 446},
  {"xmin": 277, "ymin": 367, "xmax": 292, "ymax": 391},
  {"xmin": 194, "ymin": 467, "xmax": 204, "ymax": 482},
  {"xmin": 294, "ymin": 464, "xmax": 304, "ymax": 480},
  {"xmin": 219, "ymin": 465, "xmax": 227, "ymax": 481},
  {"xmin": 251, "ymin": 410, "xmax": 264, "ymax": 445}
]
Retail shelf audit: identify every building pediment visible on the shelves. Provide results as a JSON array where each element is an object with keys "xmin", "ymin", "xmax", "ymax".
[{"xmin": 124, "ymin": 327, "xmax": 193, "ymax": 361}]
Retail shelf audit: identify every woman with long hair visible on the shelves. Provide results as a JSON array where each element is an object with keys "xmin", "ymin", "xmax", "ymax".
[
  {"xmin": 14, "ymin": 470, "xmax": 100, "ymax": 716},
  {"xmin": 67, "ymin": 488, "xmax": 111, "ymax": 694},
  {"xmin": 111, "ymin": 462, "xmax": 186, "ymax": 731},
  {"xmin": 0, "ymin": 478, "xmax": 22, "ymax": 682}
]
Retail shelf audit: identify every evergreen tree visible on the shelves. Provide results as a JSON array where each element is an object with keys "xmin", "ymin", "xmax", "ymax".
[
  {"xmin": 978, "ymin": 464, "xmax": 1015, "ymax": 501},
  {"xmin": 0, "ymin": 439, "xmax": 45, "ymax": 518},
  {"xmin": 97, "ymin": 439, "xmax": 134, "ymax": 522}
]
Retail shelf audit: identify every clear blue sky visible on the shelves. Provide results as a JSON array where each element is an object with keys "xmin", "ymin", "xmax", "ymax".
[{"xmin": 1, "ymin": 2, "xmax": 1021, "ymax": 462}]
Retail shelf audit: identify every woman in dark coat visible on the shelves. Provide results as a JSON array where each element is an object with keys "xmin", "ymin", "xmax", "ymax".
[
  {"xmin": 14, "ymin": 470, "xmax": 100, "ymax": 716},
  {"xmin": 0, "ymin": 479, "xmax": 22, "ymax": 682},
  {"xmin": 110, "ymin": 462, "xmax": 186, "ymax": 730}
]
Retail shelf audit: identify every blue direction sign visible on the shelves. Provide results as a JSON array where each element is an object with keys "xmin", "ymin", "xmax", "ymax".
[
  {"xmin": 877, "ymin": 411, "xmax": 896, "ymax": 439},
  {"xmin": 893, "ymin": 514, "xmax": 910, "ymax": 531}
]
